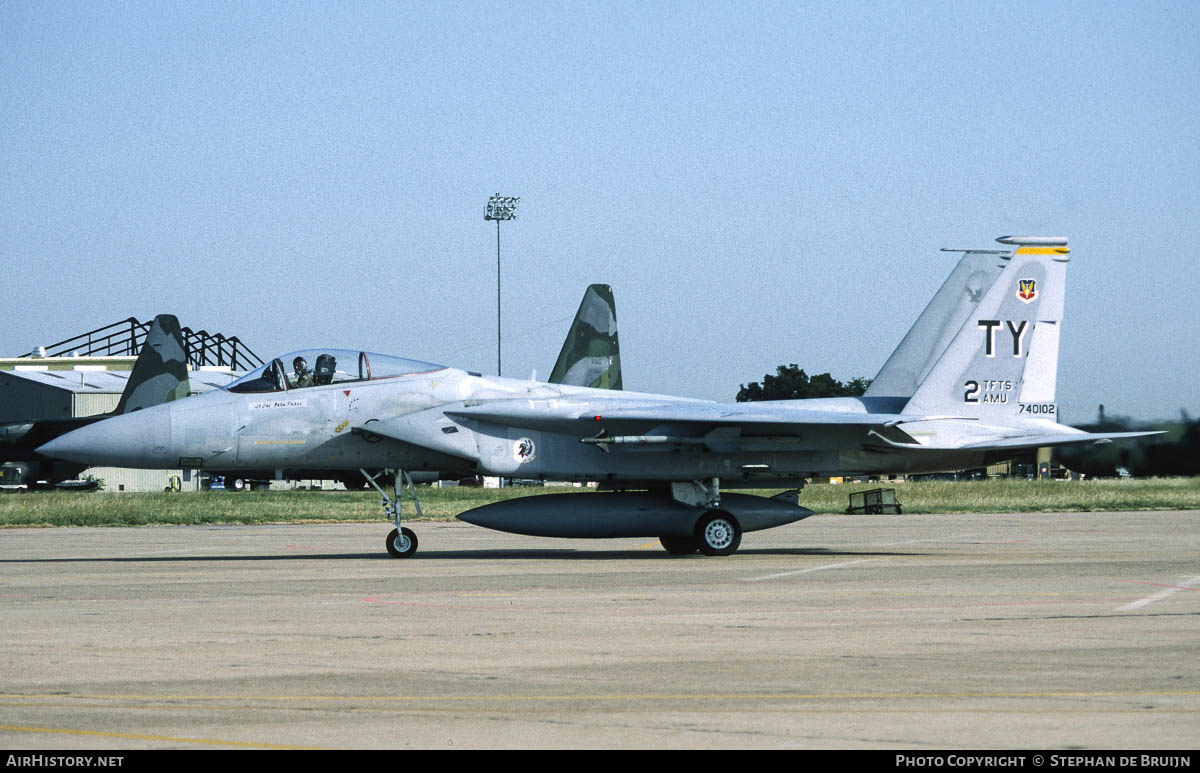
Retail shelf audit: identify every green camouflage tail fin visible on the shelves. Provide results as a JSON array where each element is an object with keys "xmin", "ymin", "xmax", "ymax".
[
  {"xmin": 903, "ymin": 237, "xmax": 1069, "ymax": 420},
  {"xmin": 114, "ymin": 314, "xmax": 191, "ymax": 414},
  {"xmin": 865, "ymin": 248, "xmax": 1009, "ymax": 398},
  {"xmin": 549, "ymin": 284, "xmax": 622, "ymax": 390}
]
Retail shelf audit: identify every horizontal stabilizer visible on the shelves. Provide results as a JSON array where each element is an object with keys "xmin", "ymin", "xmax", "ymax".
[
  {"xmin": 868, "ymin": 429, "xmax": 1164, "ymax": 452},
  {"xmin": 957, "ymin": 430, "xmax": 1164, "ymax": 451}
]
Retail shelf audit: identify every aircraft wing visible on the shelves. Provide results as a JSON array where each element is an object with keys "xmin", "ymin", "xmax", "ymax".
[
  {"xmin": 352, "ymin": 399, "xmax": 922, "ymax": 461},
  {"xmin": 445, "ymin": 399, "xmax": 914, "ymax": 429},
  {"xmin": 363, "ymin": 398, "xmax": 1164, "ymax": 459}
]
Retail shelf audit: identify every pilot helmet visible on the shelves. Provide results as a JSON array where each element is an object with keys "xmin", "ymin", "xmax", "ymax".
[{"xmin": 314, "ymin": 353, "xmax": 336, "ymax": 384}]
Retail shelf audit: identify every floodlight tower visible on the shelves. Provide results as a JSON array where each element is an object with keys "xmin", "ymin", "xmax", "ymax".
[{"xmin": 484, "ymin": 193, "xmax": 519, "ymax": 377}]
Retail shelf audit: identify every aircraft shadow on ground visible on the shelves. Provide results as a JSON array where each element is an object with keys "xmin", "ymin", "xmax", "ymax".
[{"xmin": 0, "ymin": 547, "xmax": 922, "ymax": 564}]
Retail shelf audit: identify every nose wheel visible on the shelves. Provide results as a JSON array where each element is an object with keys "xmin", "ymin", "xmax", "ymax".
[{"xmin": 386, "ymin": 527, "xmax": 418, "ymax": 558}]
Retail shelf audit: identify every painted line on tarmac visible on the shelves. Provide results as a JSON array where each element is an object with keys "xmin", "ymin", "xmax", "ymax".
[
  {"xmin": 744, "ymin": 559, "xmax": 875, "ymax": 582},
  {"xmin": 0, "ymin": 724, "xmax": 324, "ymax": 749},
  {"xmin": 1116, "ymin": 576, "xmax": 1200, "ymax": 612},
  {"xmin": 873, "ymin": 533, "xmax": 988, "ymax": 547}
]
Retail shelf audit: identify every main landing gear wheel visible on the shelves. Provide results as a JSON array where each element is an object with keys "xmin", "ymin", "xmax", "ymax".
[
  {"xmin": 695, "ymin": 511, "xmax": 742, "ymax": 556},
  {"xmin": 659, "ymin": 536, "xmax": 699, "ymax": 555},
  {"xmin": 386, "ymin": 527, "xmax": 418, "ymax": 558}
]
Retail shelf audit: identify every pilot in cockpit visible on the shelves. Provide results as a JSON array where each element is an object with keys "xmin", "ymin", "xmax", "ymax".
[
  {"xmin": 290, "ymin": 356, "xmax": 314, "ymax": 389},
  {"xmin": 314, "ymin": 353, "xmax": 336, "ymax": 386}
]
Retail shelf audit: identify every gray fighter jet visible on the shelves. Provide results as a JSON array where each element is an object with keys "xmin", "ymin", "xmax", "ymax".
[{"xmin": 39, "ymin": 237, "xmax": 1156, "ymax": 556}]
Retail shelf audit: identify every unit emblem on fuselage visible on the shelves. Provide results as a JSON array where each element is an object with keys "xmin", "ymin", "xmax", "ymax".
[{"xmin": 513, "ymin": 437, "xmax": 537, "ymax": 464}]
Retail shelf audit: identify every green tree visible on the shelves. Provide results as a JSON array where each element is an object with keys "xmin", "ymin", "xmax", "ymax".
[{"xmin": 736, "ymin": 364, "xmax": 871, "ymax": 402}]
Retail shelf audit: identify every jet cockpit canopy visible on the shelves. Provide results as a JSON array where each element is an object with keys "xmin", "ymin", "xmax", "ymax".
[{"xmin": 226, "ymin": 349, "xmax": 445, "ymax": 394}]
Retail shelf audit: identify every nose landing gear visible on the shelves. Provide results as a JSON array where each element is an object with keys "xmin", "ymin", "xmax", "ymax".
[{"xmin": 362, "ymin": 468, "xmax": 423, "ymax": 558}]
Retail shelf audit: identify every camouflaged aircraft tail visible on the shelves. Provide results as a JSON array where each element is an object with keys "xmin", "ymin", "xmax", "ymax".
[
  {"xmin": 548, "ymin": 284, "xmax": 622, "ymax": 390},
  {"xmin": 865, "ymin": 248, "xmax": 1009, "ymax": 398},
  {"xmin": 114, "ymin": 314, "xmax": 191, "ymax": 414},
  {"xmin": 903, "ymin": 237, "xmax": 1069, "ymax": 421}
]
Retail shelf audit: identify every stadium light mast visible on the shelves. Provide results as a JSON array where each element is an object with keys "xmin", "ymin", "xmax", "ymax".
[{"xmin": 484, "ymin": 193, "xmax": 519, "ymax": 377}]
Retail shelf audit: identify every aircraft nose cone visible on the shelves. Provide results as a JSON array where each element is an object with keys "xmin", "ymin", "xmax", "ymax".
[{"xmin": 37, "ymin": 404, "xmax": 174, "ymax": 468}]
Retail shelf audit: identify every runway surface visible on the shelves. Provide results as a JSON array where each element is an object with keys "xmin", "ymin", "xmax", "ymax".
[{"xmin": 1, "ymin": 510, "xmax": 1197, "ymax": 749}]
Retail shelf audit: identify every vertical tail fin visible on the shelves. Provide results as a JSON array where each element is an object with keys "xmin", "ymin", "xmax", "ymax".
[
  {"xmin": 903, "ymin": 237, "xmax": 1069, "ymax": 421},
  {"xmin": 865, "ymin": 248, "xmax": 1009, "ymax": 398},
  {"xmin": 114, "ymin": 314, "xmax": 190, "ymax": 414},
  {"xmin": 548, "ymin": 284, "xmax": 622, "ymax": 390}
]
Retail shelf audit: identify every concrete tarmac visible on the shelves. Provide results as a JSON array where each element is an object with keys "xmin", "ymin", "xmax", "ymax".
[{"xmin": 0, "ymin": 510, "xmax": 1197, "ymax": 749}]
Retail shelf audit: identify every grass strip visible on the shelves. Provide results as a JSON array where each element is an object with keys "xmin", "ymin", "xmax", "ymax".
[{"xmin": 0, "ymin": 478, "xmax": 1196, "ymax": 528}]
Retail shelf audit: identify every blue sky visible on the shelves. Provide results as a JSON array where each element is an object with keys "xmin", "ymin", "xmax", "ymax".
[{"xmin": 2, "ymin": 1, "xmax": 1197, "ymax": 423}]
